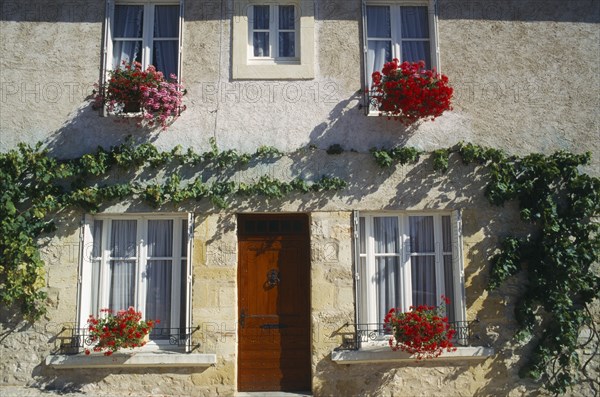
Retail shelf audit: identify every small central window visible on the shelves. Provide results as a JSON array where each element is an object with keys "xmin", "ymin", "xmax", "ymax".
[{"xmin": 248, "ymin": 4, "xmax": 298, "ymax": 60}]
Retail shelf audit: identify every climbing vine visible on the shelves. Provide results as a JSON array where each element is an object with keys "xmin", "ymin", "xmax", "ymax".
[
  {"xmin": 372, "ymin": 142, "xmax": 600, "ymax": 394},
  {"xmin": 0, "ymin": 138, "xmax": 345, "ymax": 320},
  {"xmin": 1, "ymin": 138, "xmax": 599, "ymax": 394},
  {"xmin": 370, "ymin": 146, "xmax": 420, "ymax": 167}
]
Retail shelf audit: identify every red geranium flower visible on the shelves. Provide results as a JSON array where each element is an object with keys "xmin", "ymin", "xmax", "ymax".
[
  {"xmin": 383, "ymin": 296, "xmax": 457, "ymax": 359},
  {"xmin": 370, "ymin": 59, "xmax": 453, "ymax": 126},
  {"xmin": 86, "ymin": 307, "xmax": 158, "ymax": 356}
]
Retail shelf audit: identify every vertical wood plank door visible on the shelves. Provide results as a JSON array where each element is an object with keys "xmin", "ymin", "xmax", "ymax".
[{"xmin": 237, "ymin": 214, "xmax": 311, "ymax": 392}]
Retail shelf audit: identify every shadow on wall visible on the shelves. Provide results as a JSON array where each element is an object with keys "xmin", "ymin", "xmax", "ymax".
[
  {"xmin": 43, "ymin": 102, "xmax": 164, "ymax": 160},
  {"xmin": 438, "ymin": 0, "xmax": 599, "ymax": 23},
  {"xmin": 307, "ymin": 90, "xmax": 420, "ymax": 153},
  {"xmin": 312, "ymin": 350, "xmax": 545, "ymax": 397},
  {"xmin": 30, "ymin": 362, "xmax": 210, "ymax": 395},
  {"xmin": 302, "ymin": 155, "xmax": 556, "ymax": 396},
  {"xmin": 1, "ymin": 0, "xmax": 596, "ymax": 23}
]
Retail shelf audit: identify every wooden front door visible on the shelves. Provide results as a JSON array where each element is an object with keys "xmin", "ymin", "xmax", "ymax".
[{"xmin": 237, "ymin": 214, "xmax": 311, "ymax": 392}]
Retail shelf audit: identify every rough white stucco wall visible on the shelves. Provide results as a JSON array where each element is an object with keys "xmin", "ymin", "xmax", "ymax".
[
  {"xmin": 0, "ymin": 1, "xmax": 598, "ymax": 174},
  {"xmin": 0, "ymin": 150, "xmax": 597, "ymax": 396},
  {"xmin": 0, "ymin": 0, "xmax": 599, "ymax": 396}
]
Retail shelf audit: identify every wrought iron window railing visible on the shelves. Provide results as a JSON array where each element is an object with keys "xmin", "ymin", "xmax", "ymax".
[
  {"xmin": 337, "ymin": 320, "xmax": 481, "ymax": 351},
  {"xmin": 55, "ymin": 326, "xmax": 200, "ymax": 355}
]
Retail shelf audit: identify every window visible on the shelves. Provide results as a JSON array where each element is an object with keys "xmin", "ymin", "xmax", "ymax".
[
  {"xmin": 363, "ymin": 1, "xmax": 438, "ymax": 96},
  {"xmin": 232, "ymin": 0, "xmax": 314, "ymax": 79},
  {"xmin": 355, "ymin": 212, "xmax": 465, "ymax": 329},
  {"xmin": 78, "ymin": 214, "xmax": 192, "ymax": 347},
  {"xmin": 249, "ymin": 4, "xmax": 297, "ymax": 59},
  {"xmin": 104, "ymin": 1, "xmax": 182, "ymax": 78}
]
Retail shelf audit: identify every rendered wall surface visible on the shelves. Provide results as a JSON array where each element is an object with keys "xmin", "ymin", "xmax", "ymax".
[
  {"xmin": 0, "ymin": 1, "xmax": 598, "ymax": 170},
  {"xmin": 0, "ymin": 0, "xmax": 598, "ymax": 396}
]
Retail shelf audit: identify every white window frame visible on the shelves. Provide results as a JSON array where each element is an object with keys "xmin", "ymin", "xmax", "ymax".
[
  {"xmin": 362, "ymin": 0, "xmax": 439, "ymax": 112},
  {"xmin": 77, "ymin": 213, "xmax": 193, "ymax": 351},
  {"xmin": 247, "ymin": 4, "xmax": 299, "ymax": 62},
  {"xmin": 354, "ymin": 211, "xmax": 466, "ymax": 337},
  {"xmin": 102, "ymin": 0, "xmax": 183, "ymax": 85},
  {"xmin": 232, "ymin": 0, "xmax": 314, "ymax": 79}
]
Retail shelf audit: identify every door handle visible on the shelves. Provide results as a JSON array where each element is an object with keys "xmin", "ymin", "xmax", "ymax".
[
  {"xmin": 267, "ymin": 268, "xmax": 280, "ymax": 287},
  {"xmin": 240, "ymin": 309, "xmax": 246, "ymax": 328}
]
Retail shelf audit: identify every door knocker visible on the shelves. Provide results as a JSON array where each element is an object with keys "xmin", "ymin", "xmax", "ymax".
[{"xmin": 267, "ymin": 268, "xmax": 280, "ymax": 287}]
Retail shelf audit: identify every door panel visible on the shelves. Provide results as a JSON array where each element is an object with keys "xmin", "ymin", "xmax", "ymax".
[{"xmin": 238, "ymin": 214, "xmax": 311, "ymax": 392}]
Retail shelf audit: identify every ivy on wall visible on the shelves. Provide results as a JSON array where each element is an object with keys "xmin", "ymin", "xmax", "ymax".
[
  {"xmin": 1, "ymin": 139, "xmax": 598, "ymax": 394},
  {"xmin": 372, "ymin": 142, "xmax": 600, "ymax": 394},
  {"xmin": 0, "ymin": 138, "xmax": 345, "ymax": 320}
]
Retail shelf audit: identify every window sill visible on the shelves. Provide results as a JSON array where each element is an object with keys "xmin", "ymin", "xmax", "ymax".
[
  {"xmin": 331, "ymin": 346, "xmax": 494, "ymax": 364},
  {"xmin": 104, "ymin": 111, "xmax": 143, "ymax": 118},
  {"xmin": 232, "ymin": 63, "xmax": 314, "ymax": 80},
  {"xmin": 45, "ymin": 351, "xmax": 217, "ymax": 369}
]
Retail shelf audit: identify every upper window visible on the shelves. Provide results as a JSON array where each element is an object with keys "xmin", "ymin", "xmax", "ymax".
[
  {"xmin": 249, "ymin": 5, "xmax": 298, "ymax": 60},
  {"xmin": 106, "ymin": 1, "xmax": 181, "ymax": 78},
  {"xmin": 79, "ymin": 214, "xmax": 192, "ymax": 348},
  {"xmin": 356, "ymin": 212, "xmax": 465, "ymax": 330},
  {"xmin": 232, "ymin": 0, "xmax": 314, "ymax": 79},
  {"xmin": 364, "ymin": 1, "xmax": 438, "ymax": 91}
]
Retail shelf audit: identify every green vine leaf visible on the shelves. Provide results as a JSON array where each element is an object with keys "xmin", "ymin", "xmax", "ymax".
[
  {"xmin": 374, "ymin": 142, "xmax": 600, "ymax": 394},
  {"xmin": 370, "ymin": 146, "xmax": 421, "ymax": 168},
  {"xmin": 1, "ymin": 139, "xmax": 598, "ymax": 396},
  {"xmin": 432, "ymin": 149, "xmax": 450, "ymax": 173}
]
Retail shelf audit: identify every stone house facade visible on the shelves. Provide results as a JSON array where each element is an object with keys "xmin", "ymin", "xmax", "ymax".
[{"xmin": 0, "ymin": 0, "xmax": 598, "ymax": 396}]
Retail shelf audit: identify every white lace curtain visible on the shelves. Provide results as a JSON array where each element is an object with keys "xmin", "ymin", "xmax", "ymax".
[
  {"xmin": 278, "ymin": 5, "xmax": 295, "ymax": 57},
  {"xmin": 366, "ymin": 5, "xmax": 430, "ymax": 89},
  {"xmin": 374, "ymin": 217, "xmax": 401, "ymax": 324},
  {"xmin": 153, "ymin": 5, "xmax": 179, "ymax": 78},
  {"xmin": 145, "ymin": 220, "xmax": 173, "ymax": 330},
  {"xmin": 252, "ymin": 5, "xmax": 296, "ymax": 58},
  {"xmin": 408, "ymin": 216, "xmax": 436, "ymax": 309},
  {"xmin": 112, "ymin": 5, "xmax": 143, "ymax": 68},
  {"xmin": 372, "ymin": 216, "xmax": 439, "ymax": 323},
  {"xmin": 89, "ymin": 219, "xmax": 173, "ymax": 329},
  {"xmin": 109, "ymin": 220, "xmax": 137, "ymax": 313},
  {"xmin": 112, "ymin": 5, "xmax": 179, "ymax": 78}
]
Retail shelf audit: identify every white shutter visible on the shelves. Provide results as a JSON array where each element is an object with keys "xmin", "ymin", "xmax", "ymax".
[
  {"xmin": 170, "ymin": 218, "xmax": 183, "ymax": 336},
  {"xmin": 451, "ymin": 210, "xmax": 467, "ymax": 344},
  {"xmin": 177, "ymin": 0, "xmax": 184, "ymax": 81},
  {"xmin": 352, "ymin": 210, "xmax": 361, "ymax": 329},
  {"xmin": 184, "ymin": 212, "xmax": 194, "ymax": 351},
  {"xmin": 429, "ymin": 0, "xmax": 440, "ymax": 70},
  {"xmin": 77, "ymin": 214, "xmax": 95, "ymax": 328},
  {"xmin": 361, "ymin": 1, "xmax": 370, "ymax": 114},
  {"xmin": 101, "ymin": 0, "xmax": 114, "ymax": 117}
]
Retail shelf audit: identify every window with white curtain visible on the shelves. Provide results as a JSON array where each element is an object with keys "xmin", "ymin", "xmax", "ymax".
[
  {"xmin": 79, "ymin": 214, "xmax": 192, "ymax": 347},
  {"xmin": 248, "ymin": 4, "xmax": 298, "ymax": 60},
  {"xmin": 356, "ymin": 212, "xmax": 465, "ymax": 329},
  {"xmin": 106, "ymin": 1, "xmax": 182, "ymax": 78},
  {"xmin": 363, "ymin": 1, "xmax": 438, "ymax": 92},
  {"xmin": 232, "ymin": 0, "xmax": 314, "ymax": 79}
]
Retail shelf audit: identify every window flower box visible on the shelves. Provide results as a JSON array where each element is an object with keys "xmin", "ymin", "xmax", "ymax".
[
  {"xmin": 370, "ymin": 59, "xmax": 453, "ymax": 126},
  {"xmin": 93, "ymin": 61, "xmax": 186, "ymax": 130},
  {"xmin": 85, "ymin": 307, "xmax": 158, "ymax": 356},
  {"xmin": 383, "ymin": 296, "xmax": 457, "ymax": 359}
]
